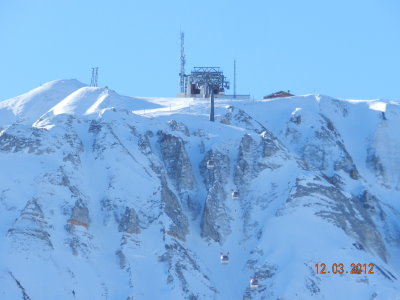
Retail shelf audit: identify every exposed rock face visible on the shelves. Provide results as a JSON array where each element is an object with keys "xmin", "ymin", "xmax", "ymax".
[
  {"xmin": 7, "ymin": 199, "xmax": 53, "ymax": 250},
  {"xmin": 234, "ymin": 131, "xmax": 286, "ymax": 189},
  {"xmin": 200, "ymin": 151, "xmax": 231, "ymax": 243},
  {"xmin": 158, "ymin": 131, "xmax": 195, "ymax": 192},
  {"xmin": 118, "ymin": 207, "xmax": 140, "ymax": 234},
  {"xmin": 200, "ymin": 183, "xmax": 229, "ymax": 243},
  {"xmin": 0, "ymin": 126, "xmax": 51, "ymax": 154},
  {"xmin": 115, "ymin": 249, "xmax": 127, "ymax": 269},
  {"xmin": 260, "ymin": 130, "xmax": 280, "ymax": 158},
  {"xmin": 61, "ymin": 122, "xmax": 84, "ymax": 167},
  {"xmin": 286, "ymin": 177, "xmax": 388, "ymax": 262},
  {"xmin": 358, "ymin": 190, "xmax": 381, "ymax": 213},
  {"xmin": 285, "ymin": 112, "xmax": 360, "ymax": 180},
  {"xmin": 1, "ymin": 83, "xmax": 400, "ymax": 299},
  {"xmin": 161, "ymin": 179, "xmax": 189, "ymax": 241},
  {"xmin": 168, "ymin": 119, "xmax": 190, "ymax": 136},
  {"xmin": 234, "ymin": 134, "xmax": 257, "ymax": 187},
  {"xmin": 333, "ymin": 142, "xmax": 360, "ymax": 180},
  {"xmin": 243, "ymin": 259, "xmax": 277, "ymax": 299},
  {"xmin": 65, "ymin": 199, "xmax": 92, "ymax": 256},
  {"xmin": 136, "ymin": 129, "xmax": 191, "ymax": 241},
  {"xmin": 221, "ymin": 105, "xmax": 266, "ymax": 133},
  {"xmin": 158, "ymin": 240, "xmax": 216, "ymax": 299},
  {"xmin": 68, "ymin": 199, "xmax": 90, "ymax": 229},
  {"xmin": 137, "ymin": 133, "xmax": 152, "ymax": 156}
]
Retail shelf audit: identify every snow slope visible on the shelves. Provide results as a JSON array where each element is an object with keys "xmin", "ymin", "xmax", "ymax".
[
  {"xmin": 0, "ymin": 80, "xmax": 85, "ymax": 126},
  {"xmin": 0, "ymin": 80, "xmax": 399, "ymax": 299}
]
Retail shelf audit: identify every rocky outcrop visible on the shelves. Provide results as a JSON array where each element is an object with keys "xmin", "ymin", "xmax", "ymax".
[
  {"xmin": 243, "ymin": 263, "xmax": 277, "ymax": 299},
  {"xmin": 161, "ymin": 179, "xmax": 189, "ymax": 241},
  {"xmin": 158, "ymin": 131, "xmax": 195, "ymax": 192},
  {"xmin": 234, "ymin": 131, "xmax": 286, "ymax": 188},
  {"xmin": 137, "ymin": 132, "xmax": 152, "ymax": 156},
  {"xmin": 60, "ymin": 122, "xmax": 84, "ymax": 167},
  {"xmin": 116, "ymin": 249, "xmax": 128, "ymax": 269},
  {"xmin": 68, "ymin": 199, "xmax": 90, "ymax": 229},
  {"xmin": 158, "ymin": 240, "xmax": 217, "ymax": 299},
  {"xmin": 358, "ymin": 190, "xmax": 381, "ymax": 213},
  {"xmin": 137, "ymin": 131, "xmax": 165, "ymax": 176},
  {"xmin": 234, "ymin": 133, "xmax": 257, "ymax": 187},
  {"xmin": 7, "ymin": 198, "xmax": 53, "ymax": 250},
  {"xmin": 65, "ymin": 197, "xmax": 93, "ymax": 256},
  {"xmin": 0, "ymin": 126, "xmax": 51, "ymax": 154},
  {"xmin": 220, "ymin": 105, "xmax": 268, "ymax": 134},
  {"xmin": 287, "ymin": 177, "xmax": 388, "ymax": 262},
  {"xmin": 200, "ymin": 151, "xmax": 231, "ymax": 243},
  {"xmin": 118, "ymin": 207, "xmax": 140, "ymax": 234},
  {"xmin": 333, "ymin": 141, "xmax": 359, "ymax": 180},
  {"xmin": 1, "ymin": 84, "xmax": 400, "ymax": 299},
  {"xmin": 168, "ymin": 119, "xmax": 190, "ymax": 136},
  {"xmin": 136, "ymin": 130, "xmax": 191, "ymax": 239},
  {"xmin": 286, "ymin": 113, "xmax": 360, "ymax": 179},
  {"xmin": 260, "ymin": 130, "xmax": 280, "ymax": 158}
]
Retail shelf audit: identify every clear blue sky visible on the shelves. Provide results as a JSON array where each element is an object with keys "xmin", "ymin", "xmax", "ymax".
[{"xmin": 1, "ymin": 0, "xmax": 399, "ymax": 100}]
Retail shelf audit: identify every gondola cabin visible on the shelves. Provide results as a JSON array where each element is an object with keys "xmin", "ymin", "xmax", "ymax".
[
  {"xmin": 206, "ymin": 159, "xmax": 215, "ymax": 169},
  {"xmin": 220, "ymin": 254, "xmax": 229, "ymax": 264},
  {"xmin": 250, "ymin": 278, "xmax": 259, "ymax": 288},
  {"xmin": 232, "ymin": 190, "xmax": 240, "ymax": 200}
]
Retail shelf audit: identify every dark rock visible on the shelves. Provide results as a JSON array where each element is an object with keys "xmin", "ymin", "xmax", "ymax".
[
  {"xmin": 158, "ymin": 131, "xmax": 195, "ymax": 192},
  {"xmin": 161, "ymin": 180, "xmax": 189, "ymax": 241},
  {"xmin": 118, "ymin": 207, "xmax": 140, "ymax": 234},
  {"xmin": 68, "ymin": 199, "xmax": 90, "ymax": 229}
]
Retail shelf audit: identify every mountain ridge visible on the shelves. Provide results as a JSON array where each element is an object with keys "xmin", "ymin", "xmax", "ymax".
[{"xmin": 0, "ymin": 80, "xmax": 399, "ymax": 299}]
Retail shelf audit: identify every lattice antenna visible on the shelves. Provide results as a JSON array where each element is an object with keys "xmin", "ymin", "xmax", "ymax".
[
  {"xmin": 233, "ymin": 60, "xmax": 236, "ymax": 99},
  {"xmin": 179, "ymin": 32, "xmax": 186, "ymax": 93},
  {"xmin": 90, "ymin": 67, "xmax": 98, "ymax": 87}
]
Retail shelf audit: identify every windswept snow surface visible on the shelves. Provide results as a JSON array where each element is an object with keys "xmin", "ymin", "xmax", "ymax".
[
  {"xmin": 0, "ymin": 80, "xmax": 399, "ymax": 299},
  {"xmin": 0, "ymin": 79, "xmax": 85, "ymax": 126}
]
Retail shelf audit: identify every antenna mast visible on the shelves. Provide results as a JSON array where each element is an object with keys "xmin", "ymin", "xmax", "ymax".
[
  {"xmin": 233, "ymin": 60, "xmax": 236, "ymax": 98},
  {"xmin": 180, "ymin": 32, "xmax": 186, "ymax": 93},
  {"xmin": 90, "ymin": 67, "xmax": 98, "ymax": 87}
]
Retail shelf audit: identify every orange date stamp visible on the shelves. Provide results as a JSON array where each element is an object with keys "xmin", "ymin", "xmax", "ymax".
[{"xmin": 315, "ymin": 263, "xmax": 374, "ymax": 274}]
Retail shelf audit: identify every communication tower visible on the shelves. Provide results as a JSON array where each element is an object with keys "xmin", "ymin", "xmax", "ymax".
[
  {"xmin": 179, "ymin": 32, "xmax": 186, "ymax": 93},
  {"xmin": 233, "ymin": 60, "xmax": 236, "ymax": 98},
  {"xmin": 177, "ymin": 34, "xmax": 249, "ymax": 100},
  {"xmin": 90, "ymin": 67, "xmax": 98, "ymax": 87}
]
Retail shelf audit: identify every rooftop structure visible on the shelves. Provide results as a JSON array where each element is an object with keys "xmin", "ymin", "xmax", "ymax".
[
  {"xmin": 177, "ymin": 33, "xmax": 250, "ymax": 100},
  {"xmin": 185, "ymin": 67, "xmax": 230, "ymax": 98},
  {"xmin": 263, "ymin": 90, "xmax": 294, "ymax": 99}
]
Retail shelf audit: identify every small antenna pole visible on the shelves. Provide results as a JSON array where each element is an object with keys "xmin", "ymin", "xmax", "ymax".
[
  {"xmin": 233, "ymin": 59, "xmax": 236, "ymax": 99},
  {"xmin": 180, "ymin": 32, "xmax": 186, "ymax": 94}
]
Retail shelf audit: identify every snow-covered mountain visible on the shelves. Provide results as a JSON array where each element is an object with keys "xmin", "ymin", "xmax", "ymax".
[{"xmin": 0, "ymin": 79, "xmax": 399, "ymax": 299}]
